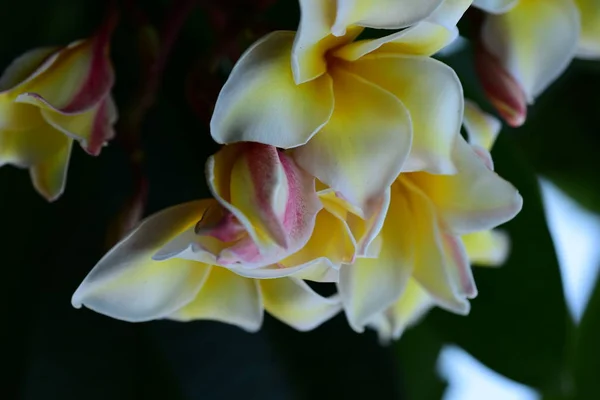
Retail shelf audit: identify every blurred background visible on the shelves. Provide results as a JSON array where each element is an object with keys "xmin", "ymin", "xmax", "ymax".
[{"xmin": 3, "ymin": 0, "xmax": 600, "ymax": 399}]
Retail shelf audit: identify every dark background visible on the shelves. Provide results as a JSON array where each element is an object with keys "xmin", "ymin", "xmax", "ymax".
[{"xmin": 3, "ymin": 1, "xmax": 600, "ymax": 399}]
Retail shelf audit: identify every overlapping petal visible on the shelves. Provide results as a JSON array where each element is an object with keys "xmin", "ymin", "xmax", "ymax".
[
  {"xmin": 575, "ymin": 0, "xmax": 600, "ymax": 59},
  {"xmin": 344, "ymin": 55, "xmax": 463, "ymax": 174},
  {"xmin": 72, "ymin": 201, "xmax": 211, "ymax": 321},
  {"xmin": 332, "ymin": 0, "xmax": 444, "ymax": 35},
  {"xmin": 260, "ymin": 277, "xmax": 342, "ymax": 331},
  {"xmin": 410, "ymin": 137, "xmax": 522, "ymax": 234},
  {"xmin": 463, "ymin": 99, "xmax": 502, "ymax": 151},
  {"xmin": 292, "ymin": 67, "xmax": 412, "ymax": 216},
  {"xmin": 338, "ymin": 184, "xmax": 414, "ymax": 332},
  {"xmin": 30, "ymin": 137, "xmax": 72, "ymax": 201},
  {"xmin": 206, "ymin": 143, "xmax": 322, "ymax": 268},
  {"xmin": 481, "ymin": 0, "xmax": 580, "ymax": 101},
  {"xmin": 211, "ymin": 32, "xmax": 334, "ymax": 148},
  {"xmin": 463, "ymin": 229, "xmax": 510, "ymax": 266},
  {"xmin": 473, "ymin": 0, "xmax": 518, "ymax": 13}
]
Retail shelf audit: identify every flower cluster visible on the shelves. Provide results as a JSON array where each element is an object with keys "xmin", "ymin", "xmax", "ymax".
[{"xmin": 6, "ymin": 0, "xmax": 594, "ymax": 341}]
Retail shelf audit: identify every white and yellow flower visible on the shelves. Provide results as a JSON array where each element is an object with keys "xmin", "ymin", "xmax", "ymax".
[
  {"xmin": 72, "ymin": 143, "xmax": 354, "ymax": 331},
  {"xmin": 361, "ymin": 101, "xmax": 516, "ymax": 342},
  {"xmin": 473, "ymin": 0, "xmax": 586, "ymax": 126},
  {"xmin": 0, "ymin": 22, "xmax": 116, "ymax": 201},
  {"xmin": 211, "ymin": 0, "xmax": 472, "ymax": 215}
]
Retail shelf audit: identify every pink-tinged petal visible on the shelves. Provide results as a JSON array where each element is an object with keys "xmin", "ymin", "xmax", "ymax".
[
  {"xmin": 575, "ymin": 0, "xmax": 600, "ymax": 59},
  {"xmin": 473, "ymin": 0, "xmax": 518, "ymax": 13},
  {"xmin": 399, "ymin": 177, "xmax": 473, "ymax": 314},
  {"xmin": 169, "ymin": 267, "xmax": 263, "ymax": 332},
  {"xmin": 463, "ymin": 99, "xmax": 502, "ymax": 151},
  {"xmin": 206, "ymin": 143, "xmax": 322, "ymax": 268},
  {"xmin": 72, "ymin": 201, "xmax": 214, "ymax": 322},
  {"xmin": 481, "ymin": 0, "xmax": 580, "ymax": 101},
  {"xmin": 20, "ymin": 93, "xmax": 117, "ymax": 155},
  {"xmin": 344, "ymin": 55, "xmax": 463, "ymax": 174},
  {"xmin": 292, "ymin": 0, "xmax": 363, "ymax": 84},
  {"xmin": 332, "ymin": 0, "xmax": 444, "ymax": 35},
  {"xmin": 475, "ymin": 42, "xmax": 527, "ymax": 127},
  {"xmin": 333, "ymin": 22, "xmax": 458, "ymax": 61},
  {"xmin": 338, "ymin": 183, "xmax": 415, "ymax": 332},
  {"xmin": 293, "ymin": 67, "xmax": 412, "ymax": 216},
  {"xmin": 16, "ymin": 22, "xmax": 114, "ymax": 113},
  {"xmin": 211, "ymin": 31, "xmax": 334, "ymax": 148},
  {"xmin": 30, "ymin": 137, "xmax": 72, "ymax": 202},
  {"xmin": 368, "ymin": 278, "xmax": 435, "ymax": 343},
  {"xmin": 463, "ymin": 229, "xmax": 510, "ymax": 267},
  {"xmin": 410, "ymin": 136, "xmax": 523, "ymax": 234},
  {"xmin": 260, "ymin": 277, "xmax": 341, "ymax": 331}
]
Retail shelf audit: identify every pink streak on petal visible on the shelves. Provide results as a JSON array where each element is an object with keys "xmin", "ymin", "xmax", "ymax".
[
  {"xmin": 86, "ymin": 96, "xmax": 115, "ymax": 155},
  {"xmin": 217, "ymin": 237, "xmax": 262, "ymax": 265},
  {"xmin": 62, "ymin": 17, "xmax": 116, "ymax": 114},
  {"xmin": 444, "ymin": 233, "xmax": 477, "ymax": 299},
  {"xmin": 246, "ymin": 143, "xmax": 290, "ymax": 249}
]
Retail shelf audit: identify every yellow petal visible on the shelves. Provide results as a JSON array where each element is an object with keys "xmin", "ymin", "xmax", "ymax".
[
  {"xmin": 410, "ymin": 136, "xmax": 522, "ymax": 234},
  {"xmin": 30, "ymin": 136, "xmax": 72, "ymax": 202},
  {"xmin": 0, "ymin": 120, "xmax": 66, "ymax": 168},
  {"xmin": 260, "ymin": 277, "xmax": 341, "ymax": 331},
  {"xmin": 292, "ymin": 0, "xmax": 363, "ymax": 83},
  {"xmin": 24, "ymin": 94, "xmax": 117, "ymax": 155},
  {"xmin": 400, "ymin": 177, "xmax": 475, "ymax": 313},
  {"xmin": 345, "ymin": 55, "xmax": 463, "ymax": 174},
  {"xmin": 463, "ymin": 99, "xmax": 502, "ymax": 151},
  {"xmin": 369, "ymin": 278, "xmax": 434, "ymax": 343},
  {"xmin": 211, "ymin": 32, "xmax": 334, "ymax": 148},
  {"xmin": 332, "ymin": 0, "xmax": 444, "ymax": 35},
  {"xmin": 462, "ymin": 229, "xmax": 510, "ymax": 266},
  {"xmin": 292, "ymin": 67, "xmax": 412, "ymax": 215},
  {"xmin": 338, "ymin": 183, "xmax": 415, "ymax": 332},
  {"xmin": 333, "ymin": 22, "xmax": 458, "ymax": 61},
  {"xmin": 72, "ymin": 201, "xmax": 213, "ymax": 322},
  {"xmin": 481, "ymin": 0, "xmax": 580, "ymax": 100},
  {"xmin": 169, "ymin": 267, "xmax": 263, "ymax": 332},
  {"xmin": 575, "ymin": 0, "xmax": 600, "ymax": 58}
]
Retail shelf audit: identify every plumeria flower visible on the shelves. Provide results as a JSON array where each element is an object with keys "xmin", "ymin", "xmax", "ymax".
[
  {"xmin": 211, "ymin": 0, "xmax": 472, "ymax": 216},
  {"xmin": 72, "ymin": 143, "xmax": 355, "ymax": 331},
  {"xmin": 473, "ymin": 0, "xmax": 581, "ymax": 127},
  {"xmin": 362, "ymin": 100, "xmax": 515, "ymax": 342},
  {"xmin": 0, "ymin": 21, "xmax": 116, "ymax": 201}
]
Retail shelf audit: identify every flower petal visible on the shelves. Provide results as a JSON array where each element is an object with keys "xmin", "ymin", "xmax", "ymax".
[
  {"xmin": 260, "ymin": 277, "xmax": 341, "ymax": 331},
  {"xmin": 292, "ymin": 67, "xmax": 412, "ymax": 216},
  {"xmin": 30, "ymin": 136, "xmax": 72, "ymax": 202},
  {"xmin": 411, "ymin": 136, "xmax": 523, "ymax": 234},
  {"xmin": 473, "ymin": 0, "xmax": 518, "ymax": 13},
  {"xmin": 575, "ymin": 0, "xmax": 600, "ymax": 59},
  {"xmin": 463, "ymin": 229, "xmax": 510, "ymax": 266},
  {"xmin": 0, "ymin": 47, "xmax": 59, "ymax": 94},
  {"xmin": 72, "ymin": 201, "xmax": 211, "ymax": 321},
  {"xmin": 345, "ymin": 55, "xmax": 463, "ymax": 174},
  {"xmin": 338, "ymin": 184, "xmax": 415, "ymax": 332},
  {"xmin": 463, "ymin": 99, "xmax": 502, "ymax": 151},
  {"xmin": 211, "ymin": 31, "xmax": 334, "ymax": 148},
  {"xmin": 333, "ymin": 22, "xmax": 458, "ymax": 61},
  {"xmin": 20, "ymin": 94, "xmax": 117, "ymax": 155},
  {"xmin": 292, "ymin": 0, "xmax": 363, "ymax": 83},
  {"xmin": 332, "ymin": 0, "xmax": 444, "ymax": 35},
  {"xmin": 401, "ymin": 177, "xmax": 475, "ymax": 313},
  {"xmin": 169, "ymin": 267, "xmax": 263, "ymax": 332},
  {"xmin": 206, "ymin": 143, "xmax": 322, "ymax": 268},
  {"xmin": 15, "ymin": 29, "xmax": 114, "ymax": 113},
  {"xmin": 0, "ymin": 121, "xmax": 67, "ymax": 168},
  {"xmin": 427, "ymin": 0, "xmax": 475, "ymax": 27},
  {"xmin": 368, "ymin": 278, "xmax": 434, "ymax": 343},
  {"xmin": 481, "ymin": 0, "xmax": 580, "ymax": 100},
  {"xmin": 293, "ymin": 261, "xmax": 341, "ymax": 282}
]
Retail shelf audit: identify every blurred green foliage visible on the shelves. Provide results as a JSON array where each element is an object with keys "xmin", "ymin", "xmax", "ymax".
[{"xmin": 2, "ymin": 1, "xmax": 600, "ymax": 399}]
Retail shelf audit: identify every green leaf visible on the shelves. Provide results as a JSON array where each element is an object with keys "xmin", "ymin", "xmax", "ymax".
[
  {"xmin": 572, "ymin": 270, "xmax": 600, "ymax": 399},
  {"xmin": 427, "ymin": 134, "xmax": 571, "ymax": 391}
]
